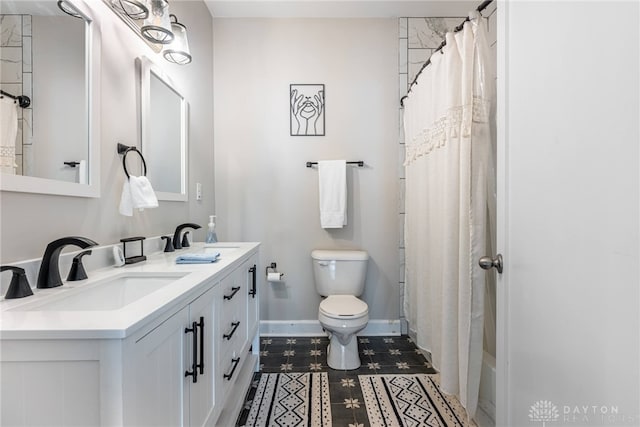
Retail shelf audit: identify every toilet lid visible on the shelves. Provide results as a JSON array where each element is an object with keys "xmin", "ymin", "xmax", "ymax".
[{"xmin": 319, "ymin": 295, "xmax": 368, "ymax": 318}]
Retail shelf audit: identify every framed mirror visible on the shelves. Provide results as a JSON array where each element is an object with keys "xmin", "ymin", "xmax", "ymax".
[
  {"xmin": 0, "ymin": 0, "xmax": 100, "ymax": 197},
  {"xmin": 137, "ymin": 56, "xmax": 187, "ymax": 201}
]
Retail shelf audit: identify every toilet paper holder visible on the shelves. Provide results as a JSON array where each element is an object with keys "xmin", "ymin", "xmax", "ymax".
[{"xmin": 266, "ymin": 262, "xmax": 284, "ymax": 280}]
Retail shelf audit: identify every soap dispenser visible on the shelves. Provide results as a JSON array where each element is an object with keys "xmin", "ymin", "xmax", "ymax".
[{"xmin": 205, "ymin": 215, "xmax": 218, "ymax": 246}]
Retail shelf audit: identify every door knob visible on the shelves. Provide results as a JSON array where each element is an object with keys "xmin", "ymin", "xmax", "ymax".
[{"xmin": 479, "ymin": 254, "xmax": 503, "ymax": 274}]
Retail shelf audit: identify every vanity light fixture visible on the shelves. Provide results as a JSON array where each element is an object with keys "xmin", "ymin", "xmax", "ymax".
[
  {"xmin": 163, "ymin": 14, "xmax": 192, "ymax": 65},
  {"xmin": 110, "ymin": 0, "xmax": 149, "ymax": 20},
  {"xmin": 57, "ymin": 0, "xmax": 82, "ymax": 18},
  {"xmin": 140, "ymin": 0, "xmax": 174, "ymax": 44}
]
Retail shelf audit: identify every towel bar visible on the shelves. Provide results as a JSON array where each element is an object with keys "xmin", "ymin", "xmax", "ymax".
[
  {"xmin": 0, "ymin": 89, "xmax": 30, "ymax": 108},
  {"xmin": 306, "ymin": 161, "xmax": 364, "ymax": 168}
]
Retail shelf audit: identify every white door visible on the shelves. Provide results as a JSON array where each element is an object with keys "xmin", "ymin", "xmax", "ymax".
[{"xmin": 496, "ymin": 1, "xmax": 639, "ymax": 426}]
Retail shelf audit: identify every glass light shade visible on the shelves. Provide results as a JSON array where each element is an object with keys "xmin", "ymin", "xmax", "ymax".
[
  {"xmin": 57, "ymin": 0, "xmax": 81, "ymax": 18},
  {"xmin": 140, "ymin": 0, "xmax": 174, "ymax": 44},
  {"xmin": 111, "ymin": 0, "xmax": 148, "ymax": 20},
  {"xmin": 163, "ymin": 15, "xmax": 192, "ymax": 65}
]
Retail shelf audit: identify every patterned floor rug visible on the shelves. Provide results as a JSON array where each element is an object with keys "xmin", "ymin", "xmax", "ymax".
[
  {"xmin": 243, "ymin": 372, "xmax": 332, "ymax": 427},
  {"xmin": 359, "ymin": 374, "xmax": 476, "ymax": 427}
]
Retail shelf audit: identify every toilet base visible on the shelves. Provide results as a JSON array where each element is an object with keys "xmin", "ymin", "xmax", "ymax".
[{"xmin": 326, "ymin": 335, "xmax": 361, "ymax": 370}]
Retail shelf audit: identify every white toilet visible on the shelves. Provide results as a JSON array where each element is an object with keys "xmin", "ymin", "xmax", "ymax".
[{"xmin": 311, "ymin": 249, "xmax": 369, "ymax": 370}]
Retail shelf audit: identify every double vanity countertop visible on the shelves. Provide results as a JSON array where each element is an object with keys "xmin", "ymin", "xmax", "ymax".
[{"xmin": 0, "ymin": 242, "xmax": 260, "ymax": 341}]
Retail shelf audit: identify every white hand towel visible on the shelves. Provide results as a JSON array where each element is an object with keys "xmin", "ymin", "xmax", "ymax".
[
  {"xmin": 318, "ymin": 160, "xmax": 347, "ymax": 228},
  {"xmin": 119, "ymin": 175, "xmax": 159, "ymax": 217},
  {"xmin": 130, "ymin": 175, "xmax": 159, "ymax": 209},
  {"xmin": 119, "ymin": 180, "xmax": 133, "ymax": 216}
]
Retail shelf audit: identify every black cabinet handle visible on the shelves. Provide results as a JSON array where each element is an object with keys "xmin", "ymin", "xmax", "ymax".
[
  {"xmin": 223, "ymin": 321, "xmax": 240, "ymax": 340},
  {"xmin": 248, "ymin": 265, "xmax": 257, "ymax": 298},
  {"xmin": 223, "ymin": 286, "xmax": 241, "ymax": 300},
  {"xmin": 223, "ymin": 357, "xmax": 241, "ymax": 381},
  {"xmin": 184, "ymin": 321, "xmax": 198, "ymax": 383},
  {"xmin": 197, "ymin": 317, "xmax": 204, "ymax": 375}
]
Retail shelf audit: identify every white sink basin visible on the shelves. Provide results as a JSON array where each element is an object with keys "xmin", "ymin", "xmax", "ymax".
[{"xmin": 11, "ymin": 272, "xmax": 188, "ymax": 311}]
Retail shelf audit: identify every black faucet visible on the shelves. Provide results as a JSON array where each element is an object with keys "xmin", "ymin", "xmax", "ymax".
[
  {"xmin": 1, "ymin": 266, "xmax": 33, "ymax": 299},
  {"xmin": 67, "ymin": 250, "xmax": 92, "ymax": 281},
  {"xmin": 161, "ymin": 235, "xmax": 175, "ymax": 252},
  {"xmin": 173, "ymin": 223, "xmax": 201, "ymax": 250},
  {"xmin": 37, "ymin": 236, "xmax": 98, "ymax": 289}
]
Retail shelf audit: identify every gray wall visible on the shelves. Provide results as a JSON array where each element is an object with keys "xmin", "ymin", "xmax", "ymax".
[
  {"xmin": 213, "ymin": 18, "xmax": 400, "ymax": 323},
  {"xmin": 0, "ymin": 0, "xmax": 214, "ymax": 262}
]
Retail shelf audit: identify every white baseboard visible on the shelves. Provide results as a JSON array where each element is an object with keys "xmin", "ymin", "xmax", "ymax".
[
  {"xmin": 400, "ymin": 317, "xmax": 409, "ymax": 335},
  {"xmin": 260, "ymin": 319, "xmax": 402, "ymax": 337}
]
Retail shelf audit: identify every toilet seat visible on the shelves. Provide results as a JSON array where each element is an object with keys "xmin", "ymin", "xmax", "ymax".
[{"xmin": 319, "ymin": 295, "xmax": 368, "ymax": 319}]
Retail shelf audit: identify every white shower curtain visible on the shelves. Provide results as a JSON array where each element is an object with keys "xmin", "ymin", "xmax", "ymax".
[
  {"xmin": 0, "ymin": 96, "xmax": 19, "ymax": 175},
  {"xmin": 403, "ymin": 11, "xmax": 494, "ymax": 419}
]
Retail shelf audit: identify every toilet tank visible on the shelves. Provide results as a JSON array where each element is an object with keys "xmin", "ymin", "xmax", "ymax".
[{"xmin": 311, "ymin": 249, "xmax": 369, "ymax": 297}]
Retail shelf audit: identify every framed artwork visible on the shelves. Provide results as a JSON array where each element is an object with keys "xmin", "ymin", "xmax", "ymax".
[{"xmin": 290, "ymin": 84, "xmax": 325, "ymax": 136}]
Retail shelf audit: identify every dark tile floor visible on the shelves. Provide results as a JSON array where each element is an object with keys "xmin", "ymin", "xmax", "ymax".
[{"xmin": 237, "ymin": 335, "xmax": 437, "ymax": 426}]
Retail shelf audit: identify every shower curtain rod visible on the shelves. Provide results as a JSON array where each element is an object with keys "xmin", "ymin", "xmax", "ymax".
[
  {"xmin": 0, "ymin": 89, "xmax": 31, "ymax": 108},
  {"xmin": 400, "ymin": 0, "xmax": 494, "ymax": 107}
]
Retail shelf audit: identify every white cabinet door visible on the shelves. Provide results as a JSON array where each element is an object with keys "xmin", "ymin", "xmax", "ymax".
[
  {"xmin": 0, "ymin": 341, "xmax": 104, "ymax": 427},
  {"xmin": 126, "ymin": 307, "xmax": 190, "ymax": 426},
  {"xmin": 187, "ymin": 287, "xmax": 218, "ymax": 427},
  {"xmin": 497, "ymin": 2, "xmax": 640, "ymax": 425},
  {"xmin": 126, "ymin": 287, "xmax": 218, "ymax": 427}
]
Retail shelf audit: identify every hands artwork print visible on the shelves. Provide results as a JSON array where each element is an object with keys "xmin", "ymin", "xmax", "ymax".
[{"xmin": 290, "ymin": 84, "xmax": 325, "ymax": 136}]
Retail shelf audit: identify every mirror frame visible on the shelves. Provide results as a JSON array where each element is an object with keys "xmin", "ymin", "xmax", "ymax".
[
  {"xmin": 0, "ymin": 0, "xmax": 101, "ymax": 198},
  {"xmin": 138, "ymin": 56, "xmax": 188, "ymax": 202}
]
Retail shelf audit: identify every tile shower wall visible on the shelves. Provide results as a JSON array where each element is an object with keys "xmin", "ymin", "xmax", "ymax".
[
  {"xmin": 0, "ymin": 14, "xmax": 32, "ymax": 176},
  {"xmin": 397, "ymin": 9, "xmax": 497, "ymax": 333}
]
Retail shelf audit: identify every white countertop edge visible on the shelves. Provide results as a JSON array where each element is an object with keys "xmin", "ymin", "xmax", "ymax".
[{"xmin": 0, "ymin": 242, "xmax": 260, "ymax": 340}]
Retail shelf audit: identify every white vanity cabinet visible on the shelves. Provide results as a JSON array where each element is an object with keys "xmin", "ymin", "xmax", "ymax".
[
  {"xmin": 0, "ymin": 243, "xmax": 260, "ymax": 427},
  {"xmin": 124, "ymin": 253, "xmax": 261, "ymax": 426},
  {"xmin": 122, "ymin": 285, "xmax": 218, "ymax": 427}
]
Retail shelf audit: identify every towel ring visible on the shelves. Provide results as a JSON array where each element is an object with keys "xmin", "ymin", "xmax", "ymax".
[{"xmin": 117, "ymin": 143, "xmax": 147, "ymax": 179}]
